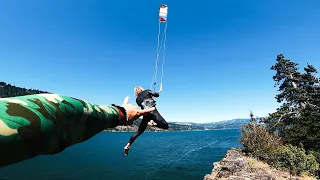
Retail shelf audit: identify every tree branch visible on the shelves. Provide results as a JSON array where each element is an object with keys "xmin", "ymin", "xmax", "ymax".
[{"xmin": 271, "ymin": 111, "xmax": 299, "ymax": 129}]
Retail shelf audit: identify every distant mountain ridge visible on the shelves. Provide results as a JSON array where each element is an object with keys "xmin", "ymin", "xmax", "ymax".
[
  {"xmin": 0, "ymin": 81, "xmax": 250, "ymax": 132},
  {"xmin": 171, "ymin": 118, "xmax": 250, "ymax": 125},
  {"xmin": 106, "ymin": 118, "xmax": 251, "ymax": 132}
]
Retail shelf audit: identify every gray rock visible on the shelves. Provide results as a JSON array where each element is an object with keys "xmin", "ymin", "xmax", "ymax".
[{"xmin": 204, "ymin": 149, "xmax": 275, "ymax": 180}]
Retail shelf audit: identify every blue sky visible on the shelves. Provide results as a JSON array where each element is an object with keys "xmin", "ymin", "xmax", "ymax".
[{"xmin": 0, "ymin": 0, "xmax": 319, "ymax": 122}]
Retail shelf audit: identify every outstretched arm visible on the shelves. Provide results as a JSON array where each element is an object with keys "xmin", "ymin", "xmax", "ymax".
[
  {"xmin": 0, "ymin": 93, "xmax": 127, "ymax": 168},
  {"xmin": 147, "ymin": 90, "xmax": 160, "ymax": 98}
]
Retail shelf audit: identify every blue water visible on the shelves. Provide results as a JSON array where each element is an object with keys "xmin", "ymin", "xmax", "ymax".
[{"xmin": 0, "ymin": 129, "xmax": 241, "ymax": 180}]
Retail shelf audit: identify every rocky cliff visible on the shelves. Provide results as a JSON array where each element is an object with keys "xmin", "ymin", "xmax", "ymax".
[{"xmin": 204, "ymin": 148, "xmax": 316, "ymax": 180}]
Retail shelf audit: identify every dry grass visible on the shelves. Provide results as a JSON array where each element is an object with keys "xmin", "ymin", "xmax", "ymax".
[
  {"xmin": 243, "ymin": 156, "xmax": 317, "ymax": 180},
  {"xmin": 244, "ymin": 156, "xmax": 270, "ymax": 172}
]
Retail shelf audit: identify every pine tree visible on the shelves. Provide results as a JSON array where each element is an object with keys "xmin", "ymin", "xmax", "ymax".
[
  {"xmin": 284, "ymin": 64, "xmax": 320, "ymax": 150},
  {"xmin": 265, "ymin": 54, "xmax": 304, "ymax": 135},
  {"xmin": 265, "ymin": 54, "xmax": 320, "ymax": 151}
]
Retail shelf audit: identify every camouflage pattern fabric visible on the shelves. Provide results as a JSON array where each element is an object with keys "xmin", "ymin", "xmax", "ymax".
[{"xmin": 0, "ymin": 93, "xmax": 122, "ymax": 168}]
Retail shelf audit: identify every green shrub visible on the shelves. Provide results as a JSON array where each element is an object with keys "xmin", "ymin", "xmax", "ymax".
[
  {"xmin": 309, "ymin": 150, "xmax": 320, "ymax": 163},
  {"xmin": 273, "ymin": 144, "xmax": 319, "ymax": 176},
  {"xmin": 240, "ymin": 123, "xmax": 319, "ymax": 177},
  {"xmin": 308, "ymin": 150, "xmax": 320, "ymax": 177},
  {"xmin": 239, "ymin": 123, "xmax": 282, "ymax": 161}
]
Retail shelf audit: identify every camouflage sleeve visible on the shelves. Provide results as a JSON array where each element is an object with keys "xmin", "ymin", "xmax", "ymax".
[{"xmin": 0, "ymin": 93, "xmax": 127, "ymax": 167}]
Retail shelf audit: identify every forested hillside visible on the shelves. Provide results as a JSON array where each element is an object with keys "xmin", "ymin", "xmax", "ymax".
[{"xmin": 0, "ymin": 81, "xmax": 49, "ymax": 98}]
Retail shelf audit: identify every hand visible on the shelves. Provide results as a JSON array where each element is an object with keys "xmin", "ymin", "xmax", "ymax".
[
  {"xmin": 148, "ymin": 120, "xmax": 157, "ymax": 127},
  {"xmin": 121, "ymin": 96, "xmax": 155, "ymax": 124}
]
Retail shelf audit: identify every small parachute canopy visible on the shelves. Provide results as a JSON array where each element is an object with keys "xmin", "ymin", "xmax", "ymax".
[{"xmin": 159, "ymin": 4, "xmax": 168, "ymax": 23}]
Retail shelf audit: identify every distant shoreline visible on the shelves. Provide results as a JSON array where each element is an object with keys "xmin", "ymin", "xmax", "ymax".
[{"xmin": 104, "ymin": 128, "xmax": 240, "ymax": 133}]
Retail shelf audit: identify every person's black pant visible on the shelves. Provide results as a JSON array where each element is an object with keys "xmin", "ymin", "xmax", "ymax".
[{"xmin": 127, "ymin": 106, "xmax": 169, "ymax": 144}]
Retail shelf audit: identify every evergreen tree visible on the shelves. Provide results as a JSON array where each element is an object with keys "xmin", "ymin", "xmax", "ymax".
[
  {"xmin": 265, "ymin": 54, "xmax": 303, "ymax": 136},
  {"xmin": 265, "ymin": 54, "xmax": 320, "ymax": 150},
  {"xmin": 284, "ymin": 64, "xmax": 320, "ymax": 150}
]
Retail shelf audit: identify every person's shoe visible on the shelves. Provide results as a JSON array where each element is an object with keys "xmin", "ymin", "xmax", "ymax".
[{"xmin": 124, "ymin": 146, "xmax": 130, "ymax": 156}]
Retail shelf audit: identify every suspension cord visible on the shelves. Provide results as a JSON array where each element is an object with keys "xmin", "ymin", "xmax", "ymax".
[
  {"xmin": 151, "ymin": 21, "xmax": 162, "ymax": 91},
  {"xmin": 151, "ymin": 21, "xmax": 168, "ymax": 92},
  {"xmin": 159, "ymin": 21, "xmax": 168, "ymax": 92}
]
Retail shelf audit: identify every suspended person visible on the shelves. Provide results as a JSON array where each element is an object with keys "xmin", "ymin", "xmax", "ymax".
[
  {"xmin": 124, "ymin": 86, "xmax": 169, "ymax": 155},
  {"xmin": 0, "ymin": 93, "xmax": 154, "ymax": 168}
]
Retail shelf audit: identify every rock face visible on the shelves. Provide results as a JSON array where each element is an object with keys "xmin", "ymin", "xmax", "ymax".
[{"xmin": 204, "ymin": 148, "xmax": 316, "ymax": 180}]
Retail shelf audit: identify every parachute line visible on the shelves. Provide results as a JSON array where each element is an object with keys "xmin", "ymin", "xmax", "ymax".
[
  {"xmin": 159, "ymin": 21, "xmax": 168, "ymax": 92},
  {"xmin": 151, "ymin": 21, "xmax": 162, "ymax": 91}
]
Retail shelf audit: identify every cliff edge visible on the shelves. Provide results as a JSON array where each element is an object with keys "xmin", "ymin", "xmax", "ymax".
[{"xmin": 204, "ymin": 148, "xmax": 316, "ymax": 180}]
